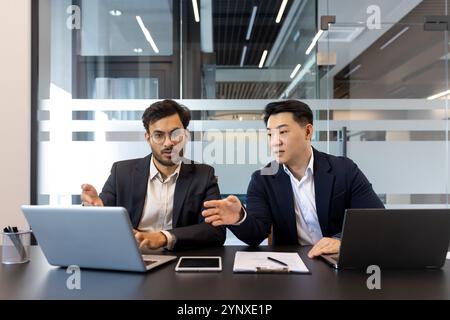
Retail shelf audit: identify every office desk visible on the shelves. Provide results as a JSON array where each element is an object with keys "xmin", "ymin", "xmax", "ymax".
[{"xmin": 0, "ymin": 246, "xmax": 449, "ymax": 300}]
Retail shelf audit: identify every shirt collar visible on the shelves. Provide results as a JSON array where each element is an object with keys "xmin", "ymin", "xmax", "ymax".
[
  {"xmin": 150, "ymin": 155, "xmax": 181, "ymax": 182},
  {"xmin": 283, "ymin": 147, "xmax": 314, "ymax": 179}
]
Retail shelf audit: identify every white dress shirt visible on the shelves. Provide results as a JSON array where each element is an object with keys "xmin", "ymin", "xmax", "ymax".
[
  {"xmin": 138, "ymin": 156, "xmax": 180, "ymax": 250},
  {"xmin": 236, "ymin": 149, "xmax": 323, "ymax": 246},
  {"xmin": 283, "ymin": 148, "xmax": 323, "ymax": 245}
]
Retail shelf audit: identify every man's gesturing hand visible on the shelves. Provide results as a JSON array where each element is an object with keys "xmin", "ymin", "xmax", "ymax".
[
  {"xmin": 202, "ymin": 195, "xmax": 243, "ymax": 226},
  {"xmin": 80, "ymin": 184, "xmax": 104, "ymax": 207}
]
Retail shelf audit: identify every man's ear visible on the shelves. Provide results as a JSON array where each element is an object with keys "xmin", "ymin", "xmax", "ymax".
[
  {"xmin": 144, "ymin": 131, "xmax": 150, "ymax": 142},
  {"xmin": 305, "ymin": 124, "xmax": 314, "ymax": 140}
]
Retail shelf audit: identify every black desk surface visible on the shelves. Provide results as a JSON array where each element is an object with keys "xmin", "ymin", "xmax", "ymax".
[{"xmin": 0, "ymin": 246, "xmax": 449, "ymax": 300}]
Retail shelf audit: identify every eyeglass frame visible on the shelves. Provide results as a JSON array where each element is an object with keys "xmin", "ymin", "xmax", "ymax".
[{"xmin": 148, "ymin": 128, "xmax": 189, "ymax": 145}]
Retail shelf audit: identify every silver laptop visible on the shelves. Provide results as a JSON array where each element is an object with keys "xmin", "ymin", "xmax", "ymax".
[
  {"xmin": 21, "ymin": 205, "xmax": 177, "ymax": 272},
  {"xmin": 321, "ymin": 209, "xmax": 450, "ymax": 270}
]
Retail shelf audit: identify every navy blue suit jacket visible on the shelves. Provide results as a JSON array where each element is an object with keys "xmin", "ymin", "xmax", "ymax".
[
  {"xmin": 98, "ymin": 154, "xmax": 226, "ymax": 250},
  {"xmin": 229, "ymin": 148, "xmax": 384, "ymax": 246}
]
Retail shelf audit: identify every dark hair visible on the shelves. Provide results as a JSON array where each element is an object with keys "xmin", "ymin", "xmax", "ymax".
[
  {"xmin": 263, "ymin": 100, "xmax": 313, "ymax": 126},
  {"xmin": 142, "ymin": 99, "xmax": 191, "ymax": 132}
]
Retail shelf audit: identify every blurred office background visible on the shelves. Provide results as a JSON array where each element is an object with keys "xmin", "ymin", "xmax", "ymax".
[{"xmin": 1, "ymin": 0, "xmax": 449, "ymax": 244}]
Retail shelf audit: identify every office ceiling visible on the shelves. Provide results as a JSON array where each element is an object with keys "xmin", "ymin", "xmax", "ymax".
[
  {"xmin": 216, "ymin": 82, "xmax": 288, "ymax": 99},
  {"xmin": 80, "ymin": 0, "xmax": 174, "ymax": 56},
  {"xmin": 333, "ymin": 0, "xmax": 450, "ymax": 99},
  {"xmin": 212, "ymin": 0, "xmax": 293, "ymax": 66},
  {"xmin": 77, "ymin": 0, "xmax": 450, "ymax": 100},
  {"xmin": 80, "ymin": 0, "xmax": 292, "ymax": 63}
]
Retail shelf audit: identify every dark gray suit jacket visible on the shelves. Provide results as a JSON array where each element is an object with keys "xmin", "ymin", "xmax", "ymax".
[{"xmin": 98, "ymin": 154, "xmax": 225, "ymax": 250}]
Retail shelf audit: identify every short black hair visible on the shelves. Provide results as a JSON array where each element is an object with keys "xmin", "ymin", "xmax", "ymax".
[
  {"xmin": 142, "ymin": 99, "xmax": 191, "ymax": 132},
  {"xmin": 263, "ymin": 100, "xmax": 313, "ymax": 126}
]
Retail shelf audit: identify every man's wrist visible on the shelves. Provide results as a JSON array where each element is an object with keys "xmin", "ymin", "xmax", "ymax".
[
  {"xmin": 159, "ymin": 231, "xmax": 168, "ymax": 246},
  {"xmin": 332, "ymin": 233, "xmax": 342, "ymax": 240},
  {"xmin": 238, "ymin": 208, "xmax": 244, "ymax": 221},
  {"xmin": 233, "ymin": 206, "xmax": 247, "ymax": 225}
]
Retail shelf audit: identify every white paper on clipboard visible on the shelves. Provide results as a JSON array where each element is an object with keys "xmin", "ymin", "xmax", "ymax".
[{"xmin": 233, "ymin": 251, "xmax": 309, "ymax": 273}]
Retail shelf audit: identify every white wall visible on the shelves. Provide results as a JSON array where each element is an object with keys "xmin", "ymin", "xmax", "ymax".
[{"xmin": 0, "ymin": 0, "xmax": 31, "ymax": 233}]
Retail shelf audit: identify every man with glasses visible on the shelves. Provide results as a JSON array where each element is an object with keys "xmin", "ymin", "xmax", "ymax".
[{"xmin": 81, "ymin": 99, "xmax": 225, "ymax": 250}]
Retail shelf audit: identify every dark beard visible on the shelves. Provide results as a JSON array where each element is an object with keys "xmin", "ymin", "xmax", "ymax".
[
  {"xmin": 153, "ymin": 148, "xmax": 184, "ymax": 167},
  {"xmin": 153, "ymin": 151, "xmax": 176, "ymax": 167}
]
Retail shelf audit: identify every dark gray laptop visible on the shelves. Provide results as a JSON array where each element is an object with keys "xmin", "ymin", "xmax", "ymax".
[
  {"xmin": 321, "ymin": 209, "xmax": 450, "ymax": 269},
  {"xmin": 21, "ymin": 205, "xmax": 177, "ymax": 272}
]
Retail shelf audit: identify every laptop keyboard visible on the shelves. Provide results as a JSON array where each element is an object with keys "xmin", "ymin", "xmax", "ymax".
[{"xmin": 144, "ymin": 260, "xmax": 157, "ymax": 266}]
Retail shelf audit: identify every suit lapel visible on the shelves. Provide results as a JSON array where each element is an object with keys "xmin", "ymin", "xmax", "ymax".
[
  {"xmin": 313, "ymin": 148, "xmax": 334, "ymax": 236},
  {"xmin": 130, "ymin": 154, "xmax": 151, "ymax": 228},
  {"xmin": 273, "ymin": 165, "xmax": 298, "ymax": 243},
  {"xmin": 172, "ymin": 160, "xmax": 194, "ymax": 227}
]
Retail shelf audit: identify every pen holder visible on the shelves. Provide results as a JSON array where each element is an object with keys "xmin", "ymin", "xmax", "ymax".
[{"xmin": 1, "ymin": 230, "xmax": 31, "ymax": 264}]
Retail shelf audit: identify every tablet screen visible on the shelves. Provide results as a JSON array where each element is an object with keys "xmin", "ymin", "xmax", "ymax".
[
  {"xmin": 178, "ymin": 258, "xmax": 220, "ymax": 268},
  {"xmin": 175, "ymin": 256, "xmax": 222, "ymax": 271}
]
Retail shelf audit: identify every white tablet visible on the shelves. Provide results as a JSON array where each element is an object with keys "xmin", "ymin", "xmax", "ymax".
[{"xmin": 175, "ymin": 256, "xmax": 222, "ymax": 272}]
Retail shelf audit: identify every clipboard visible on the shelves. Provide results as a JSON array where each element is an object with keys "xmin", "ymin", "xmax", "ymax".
[
  {"xmin": 255, "ymin": 266, "xmax": 290, "ymax": 273},
  {"xmin": 233, "ymin": 251, "xmax": 310, "ymax": 274}
]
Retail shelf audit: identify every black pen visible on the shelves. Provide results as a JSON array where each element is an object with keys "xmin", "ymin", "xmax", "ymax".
[{"xmin": 267, "ymin": 256, "xmax": 288, "ymax": 266}]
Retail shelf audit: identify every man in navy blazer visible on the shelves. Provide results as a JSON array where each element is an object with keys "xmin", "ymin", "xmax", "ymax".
[
  {"xmin": 202, "ymin": 100, "xmax": 384, "ymax": 258},
  {"xmin": 81, "ymin": 100, "xmax": 225, "ymax": 250}
]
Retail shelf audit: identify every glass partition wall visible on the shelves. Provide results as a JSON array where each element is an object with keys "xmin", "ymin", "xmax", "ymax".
[
  {"xmin": 34, "ymin": 0, "xmax": 449, "ymax": 244},
  {"xmin": 320, "ymin": 0, "xmax": 449, "ymax": 208}
]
